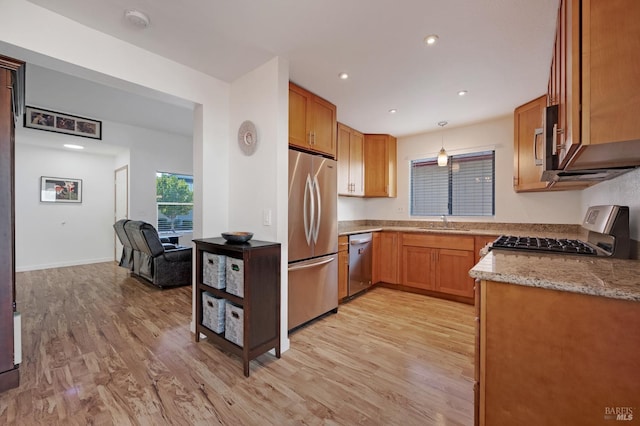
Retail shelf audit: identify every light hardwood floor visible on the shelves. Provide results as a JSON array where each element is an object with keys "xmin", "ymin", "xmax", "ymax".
[{"xmin": 0, "ymin": 262, "xmax": 474, "ymax": 425}]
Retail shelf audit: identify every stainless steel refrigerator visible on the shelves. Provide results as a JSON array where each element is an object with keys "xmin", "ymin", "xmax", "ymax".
[{"xmin": 288, "ymin": 149, "xmax": 338, "ymax": 331}]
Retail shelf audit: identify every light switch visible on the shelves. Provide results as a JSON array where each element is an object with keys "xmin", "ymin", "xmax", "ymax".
[{"xmin": 263, "ymin": 209, "xmax": 272, "ymax": 226}]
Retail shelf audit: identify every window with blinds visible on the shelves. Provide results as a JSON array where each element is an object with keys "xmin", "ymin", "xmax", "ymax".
[{"xmin": 410, "ymin": 151, "xmax": 495, "ymax": 216}]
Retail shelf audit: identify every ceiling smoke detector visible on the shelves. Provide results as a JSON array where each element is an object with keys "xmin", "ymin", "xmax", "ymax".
[{"xmin": 124, "ymin": 9, "xmax": 150, "ymax": 29}]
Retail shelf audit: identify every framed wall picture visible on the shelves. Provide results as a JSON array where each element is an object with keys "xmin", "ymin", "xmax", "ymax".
[
  {"xmin": 25, "ymin": 106, "xmax": 102, "ymax": 140},
  {"xmin": 40, "ymin": 177, "xmax": 83, "ymax": 203}
]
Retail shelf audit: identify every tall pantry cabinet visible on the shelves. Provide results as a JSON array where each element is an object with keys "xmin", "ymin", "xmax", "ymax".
[{"xmin": 0, "ymin": 55, "xmax": 24, "ymax": 393}]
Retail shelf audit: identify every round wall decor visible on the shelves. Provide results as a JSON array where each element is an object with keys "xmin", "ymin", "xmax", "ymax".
[{"xmin": 238, "ymin": 120, "xmax": 258, "ymax": 156}]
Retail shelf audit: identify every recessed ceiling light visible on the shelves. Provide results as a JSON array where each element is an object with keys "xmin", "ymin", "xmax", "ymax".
[
  {"xmin": 64, "ymin": 144, "xmax": 84, "ymax": 150},
  {"xmin": 388, "ymin": 109, "xmax": 397, "ymax": 114},
  {"xmin": 424, "ymin": 34, "xmax": 439, "ymax": 46},
  {"xmin": 124, "ymin": 9, "xmax": 151, "ymax": 29},
  {"xmin": 338, "ymin": 72, "xmax": 349, "ymax": 80},
  {"xmin": 458, "ymin": 90, "xmax": 468, "ymax": 96}
]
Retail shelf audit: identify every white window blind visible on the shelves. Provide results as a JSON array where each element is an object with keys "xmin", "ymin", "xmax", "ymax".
[{"xmin": 411, "ymin": 151, "xmax": 495, "ymax": 216}]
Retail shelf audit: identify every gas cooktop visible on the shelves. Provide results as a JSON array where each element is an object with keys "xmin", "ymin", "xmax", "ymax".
[
  {"xmin": 491, "ymin": 235, "xmax": 597, "ymax": 255},
  {"xmin": 489, "ymin": 205, "xmax": 630, "ymax": 258}
]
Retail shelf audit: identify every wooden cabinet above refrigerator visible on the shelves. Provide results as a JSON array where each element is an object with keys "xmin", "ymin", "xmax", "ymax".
[{"xmin": 289, "ymin": 82, "xmax": 337, "ymax": 159}]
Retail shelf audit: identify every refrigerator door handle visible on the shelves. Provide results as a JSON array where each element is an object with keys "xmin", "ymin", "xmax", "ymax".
[
  {"xmin": 312, "ymin": 175, "xmax": 321, "ymax": 244},
  {"xmin": 288, "ymin": 256, "xmax": 336, "ymax": 272},
  {"xmin": 303, "ymin": 174, "xmax": 313, "ymax": 245}
]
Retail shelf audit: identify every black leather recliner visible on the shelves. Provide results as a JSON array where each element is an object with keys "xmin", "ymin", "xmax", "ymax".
[
  {"xmin": 113, "ymin": 219, "xmax": 134, "ymax": 270},
  {"xmin": 114, "ymin": 219, "xmax": 192, "ymax": 288}
]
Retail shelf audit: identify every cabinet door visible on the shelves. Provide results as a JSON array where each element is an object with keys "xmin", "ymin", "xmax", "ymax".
[
  {"xmin": 337, "ymin": 124, "xmax": 351, "ymax": 195},
  {"xmin": 435, "ymin": 249, "xmax": 475, "ymax": 298},
  {"xmin": 372, "ymin": 232, "xmax": 380, "ymax": 284},
  {"xmin": 379, "ymin": 232, "xmax": 400, "ymax": 284},
  {"xmin": 402, "ymin": 246, "xmax": 435, "ymax": 290},
  {"xmin": 556, "ymin": 0, "xmax": 581, "ymax": 167},
  {"xmin": 310, "ymin": 96, "xmax": 337, "ymax": 158},
  {"xmin": 513, "ymin": 95, "xmax": 548, "ymax": 192},
  {"xmin": 338, "ymin": 235, "xmax": 349, "ymax": 300},
  {"xmin": 289, "ymin": 83, "xmax": 311, "ymax": 149},
  {"xmin": 364, "ymin": 134, "xmax": 397, "ymax": 197},
  {"xmin": 349, "ymin": 130, "xmax": 364, "ymax": 196},
  {"xmin": 582, "ymin": 0, "xmax": 640, "ymax": 149},
  {"xmin": 338, "ymin": 249, "xmax": 349, "ymax": 300},
  {"xmin": 337, "ymin": 123, "xmax": 364, "ymax": 196}
]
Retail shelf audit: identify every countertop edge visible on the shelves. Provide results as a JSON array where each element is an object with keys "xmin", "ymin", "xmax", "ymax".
[
  {"xmin": 469, "ymin": 270, "xmax": 640, "ymax": 302},
  {"xmin": 469, "ymin": 252, "xmax": 640, "ymax": 302}
]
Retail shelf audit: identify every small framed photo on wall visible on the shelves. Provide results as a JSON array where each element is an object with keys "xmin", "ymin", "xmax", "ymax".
[{"xmin": 40, "ymin": 177, "xmax": 83, "ymax": 203}]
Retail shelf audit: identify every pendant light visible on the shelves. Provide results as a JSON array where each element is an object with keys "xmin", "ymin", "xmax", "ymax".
[{"xmin": 437, "ymin": 121, "xmax": 448, "ymax": 167}]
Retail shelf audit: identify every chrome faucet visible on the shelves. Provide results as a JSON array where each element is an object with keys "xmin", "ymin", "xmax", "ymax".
[{"xmin": 440, "ymin": 215, "xmax": 449, "ymax": 228}]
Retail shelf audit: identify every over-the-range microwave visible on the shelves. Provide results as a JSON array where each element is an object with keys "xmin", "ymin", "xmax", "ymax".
[{"xmin": 539, "ymin": 105, "xmax": 636, "ymax": 183}]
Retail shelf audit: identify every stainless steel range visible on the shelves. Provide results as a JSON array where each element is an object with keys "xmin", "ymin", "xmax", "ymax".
[{"xmin": 491, "ymin": 205, "xmax": 630, "ymax": 258}]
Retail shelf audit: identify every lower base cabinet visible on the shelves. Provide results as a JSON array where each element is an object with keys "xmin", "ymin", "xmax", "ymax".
[
  {"xmin": 401, "ymin": 233, "xmax": 476, "ymax": 300},
  {"xmin": 477, "ymin": 280, "xmax": 640, "ymax": 425},
  {"xmin": 378, "ymin": 232, "xmax": 400, "ymax": 284},
  {"xmin": 338, "ymin": 235, "xmax": 349, "ymax": 300},
  {"xmin": 194, "ymin": 238, "xmax": 281, "ymax": 377}
]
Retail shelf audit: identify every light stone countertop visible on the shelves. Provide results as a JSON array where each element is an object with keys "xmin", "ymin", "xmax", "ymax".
[
  {"xmin": 338, "ymin": 224, "xmax": 578, "ymax": 239},
  {"xmin": 470, "ymin": 250, "xmax": 640, "ymax": 302}
]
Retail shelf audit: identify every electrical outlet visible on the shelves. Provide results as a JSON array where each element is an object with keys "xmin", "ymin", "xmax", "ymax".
[{"xmin": 396, "ymin": 207, "xmax": 405, "ymax": 213}]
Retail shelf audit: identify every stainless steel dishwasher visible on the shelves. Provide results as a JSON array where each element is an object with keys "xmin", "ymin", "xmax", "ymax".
[{"xmin": 348, "ymin": 233, "xmax": 373, "ymax": 297}]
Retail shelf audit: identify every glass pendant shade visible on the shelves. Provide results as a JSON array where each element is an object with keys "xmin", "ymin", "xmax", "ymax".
[
  {"xmin": 437, "ymin": 120, "xmax": 449, "ymax": 166},
  {"xmin": 437, "ymin": 148, "xmax": 448, "ymax": 166}
]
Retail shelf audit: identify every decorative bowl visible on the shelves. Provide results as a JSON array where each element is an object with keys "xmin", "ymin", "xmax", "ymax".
[{"xmin": 221, "ymin": 232, "xmax": 253, "ymax": 243}]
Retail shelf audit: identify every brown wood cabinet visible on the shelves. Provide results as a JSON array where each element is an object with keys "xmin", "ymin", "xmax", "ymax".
[
  {"xmin": 548, "ymin": 0, "xmax": 581, "ymax": 168},
  {"xmin": 513, "ymin": 95, "xmax": 591, "ymax": 192},
  {"xmin": 548, "ymin": 0, "xmax": 640, "ymax": 171},
  {"xmin": 477, "ymin": 280, "xmax": 640, "ymax": 425},
  {"xmin": 289, "ymin": 82, "xmax": 337, "ymax": 158},
  {"xmin": 338, "ymin": 235, "xmax": 349, "ymax": 300},
  {"xmin": 378, "ymin": 231, "xmax": 400, "ymax": 284},
  {"xmin": 513, "ymin": 95, "xmax": 548, "ymax": 192},
  {"xmin": 363, "ymin": 134, "xmax": 397, "ymax": 197},
  {"xmin": 372, "ymin": 232, "xmax": 380, "ymax": 285},
  {"xmin": 0, "ymin": 56, "xmax": 23, "ymax": 393},
  {"xmin": 337, "ymin": 123, "xmax": 364, "ymax": 196},
  {"xmin": 194, "ymin": 238, "xmax": 281, "ymax": 377},
  {"xmin": 401, "ymin": 233, "xmax": 475, "ymax": 300}
]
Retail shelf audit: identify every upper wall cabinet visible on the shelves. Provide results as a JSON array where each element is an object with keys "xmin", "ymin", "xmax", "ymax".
[
  {"xmin": 513, "ymin": 95, "xmax": 591, "ymax": 192},
  {"xmin": 364, "ymin": 134, "xmax": 397, "ymax": 197},
  {"xmin": 337, "ymin": 123, "xmax": 364, "ymax": 196},
  {"xmin": 548, "ymin": 0, "xmax": 640, "ymax": 170},
  {"xmin": 289, "ymin": 82, "xmax": 337, "ymax": 158},
  {"xmin": 513, "ymin": 95, "xmax": 548, "ymax": 192}
]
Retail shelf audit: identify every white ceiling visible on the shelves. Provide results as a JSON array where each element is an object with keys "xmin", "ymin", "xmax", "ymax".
[{"xmin": 25, "ymin": 0, "xmax": 559, "ymax": 137}]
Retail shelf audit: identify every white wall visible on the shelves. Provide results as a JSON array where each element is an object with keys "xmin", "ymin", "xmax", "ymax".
[
  {"xmin": 15, "ymin": 121, "xmax": 193, "ymax": 270},
  {"xmin": 581, "ymin": 168, "xmax": 640, "ymax": 240},
  {"xmin": 229, "ymin": 57, "xmax": 290, "ymax": 351},
  {"xmin": 229, "ymin": 58, "xmax": 282, "ymax": 241},
  {"xmin": 15, "ymin": 143, "xmax": 115, "ymax": 271},
  {"xmin": 339, "ymin": 115, "xmax": 585, "ymax": 224}
]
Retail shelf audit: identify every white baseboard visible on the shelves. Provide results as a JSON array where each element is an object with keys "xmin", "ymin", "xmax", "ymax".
[{"xmin": 15, "ymin": 257, "xmax": 115, "ymax": 272}]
